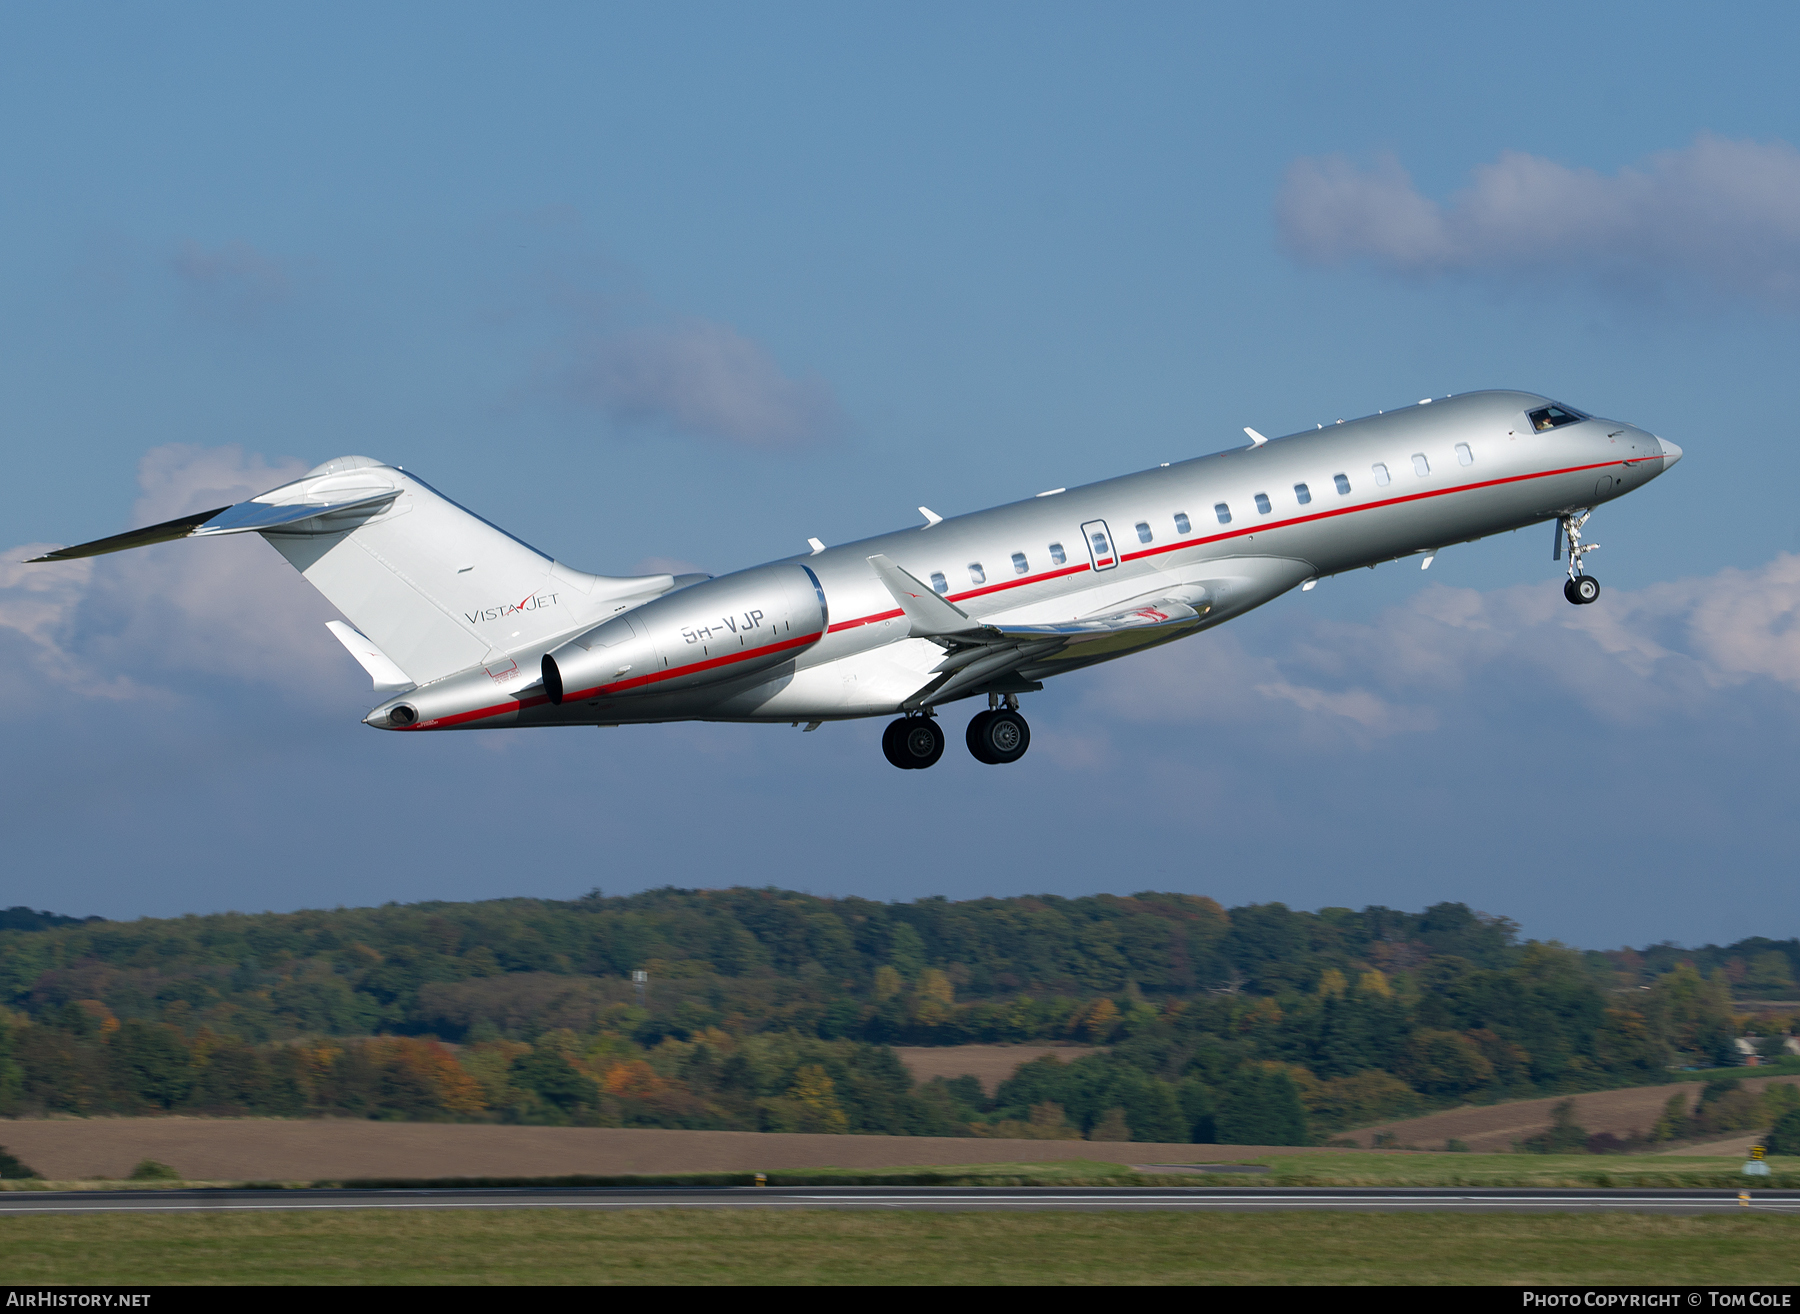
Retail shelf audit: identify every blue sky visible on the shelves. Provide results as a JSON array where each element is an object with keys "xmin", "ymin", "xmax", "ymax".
[{"xmin": 3, "ymin": 3, "xmax": 1798, "ymax": 947}]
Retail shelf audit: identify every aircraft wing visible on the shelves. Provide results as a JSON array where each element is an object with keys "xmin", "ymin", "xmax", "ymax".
[
  {"xmin": 868, "ymin": 554, "xmax": 1208, "ymax": 706},
  {"xmin": 985, "ymin": 598, "xmax": 1207, "ymax": 642},
  {"xmin": 867, "ymin": 553, "xmax": 1205, "ymax": 643}
]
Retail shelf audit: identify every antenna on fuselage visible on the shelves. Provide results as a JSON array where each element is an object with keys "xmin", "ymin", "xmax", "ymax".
[{"xmin": 1244, "ymin": 427, "xmax": 1268, "ymax": 448}]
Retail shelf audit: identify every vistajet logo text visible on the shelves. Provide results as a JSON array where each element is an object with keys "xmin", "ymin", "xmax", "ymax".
[{"xmin": 465, "ymin": 592, "xmax": 560, "ymax": 625}]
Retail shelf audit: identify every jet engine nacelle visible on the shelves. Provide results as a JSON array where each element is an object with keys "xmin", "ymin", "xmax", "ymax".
[{"xmin": 543, "ymin": 562, "xmax": 829, "ymax": 705}]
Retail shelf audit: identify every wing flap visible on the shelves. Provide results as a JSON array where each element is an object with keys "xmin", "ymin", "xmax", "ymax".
[
  {"xmin": 988, "ymin": 598, "xmax": 1206, "ymax": 642},
  {"xmin": 904, "ymin": 598, "xmax": 1209, "ymax": 708}
]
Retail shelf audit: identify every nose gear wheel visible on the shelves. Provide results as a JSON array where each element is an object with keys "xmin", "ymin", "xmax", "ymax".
[{"xmin": 1565, "ymin": 575, "xmax": 1600, "ymax": 605}]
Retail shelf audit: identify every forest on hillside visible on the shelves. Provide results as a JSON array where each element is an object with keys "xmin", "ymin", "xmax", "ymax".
[{"xmin": 0, "ymin": 889, "xmax": 1794, "ymax": 1144}]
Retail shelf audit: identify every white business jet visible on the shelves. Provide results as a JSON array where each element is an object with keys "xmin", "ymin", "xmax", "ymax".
[{"xmin": 32, "ymin": 391, "xmax": 1679, "ymax": 769}]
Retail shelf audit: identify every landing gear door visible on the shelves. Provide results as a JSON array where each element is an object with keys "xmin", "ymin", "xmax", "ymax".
[{"xmin": 1082, "ymin": 520, "xmax": 1118, "ymax": 571}]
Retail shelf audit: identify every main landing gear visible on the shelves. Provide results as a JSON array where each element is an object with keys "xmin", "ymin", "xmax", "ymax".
[
  {"xmin": 881, "ymin": 695, "xmax": 1033, "ymax": 769},
  {"xmin": 967, "ymin": 694, "xmax": 1031, "ymax": 765},
  {"xmin": 882, "ymin": 715, "xmax": 944, "ymax": 769},
  {"xmin": 1556, "ymin": 510, "xmax": 1601, "ymax": 606}
]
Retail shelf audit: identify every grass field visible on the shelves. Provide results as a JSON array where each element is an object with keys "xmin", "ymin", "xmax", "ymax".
[
  {"xmin": 3, "ymin": 1150, "xmax": 1796, "ymax": 1191},
  {"xmin": 1214, "ymin": 1151, "xmax": 1800, "ymax": 1189},
  {"xmin": 4, "ymin": 1209, "xmax": 1800, "ymax": 1284}
]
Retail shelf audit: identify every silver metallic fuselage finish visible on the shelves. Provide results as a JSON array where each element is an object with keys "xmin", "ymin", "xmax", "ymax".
[{"xmin": 384, "ymin": 391, "xmax": 1676, "ymax": 730}]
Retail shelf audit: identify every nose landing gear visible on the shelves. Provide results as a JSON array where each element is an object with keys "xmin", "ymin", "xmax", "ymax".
[
  {"xmin": 966, "ymin": 694, "xmax": 1031, "ymax": 765},
  {"xmin": 1564, "ymin": 575, "xmax": 1601, "ymax": 605},
  {"xmin": 882, "ymin": 715, "xmax": 945, "ymax": 769},
  {"xmin": 1556, "ymin": 511, "xmax": 1601, "ymax": 605}
]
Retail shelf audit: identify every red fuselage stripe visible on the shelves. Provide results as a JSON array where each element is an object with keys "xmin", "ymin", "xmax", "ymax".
[
  {"xmin": 844, "ymin": 452, "xmax": 1664, "ymax": 622},
  {"xmin": 563, "ymin": 628, "xmax": 824, "ymax": 702},
  {"xmin": 1112, "ymin": 455, "xmax": 1645, "ymax": 567},
  {"xmin": 410, "ymin": 451, "xmax": 1668, "ymax": 729},
  {"xmin": 410, "ymin": 629, "xmax": 824, "ymax": 729}
]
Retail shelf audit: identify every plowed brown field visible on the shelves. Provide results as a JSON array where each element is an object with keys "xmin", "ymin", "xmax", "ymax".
[
  {"xmin": 1346, "ymin": 1075, "xmax": 1795, "ymax": 1152},
  {"xmin": 0, "ymin": 1120, "xmax": 1328, "ymax": 1183},
  {"xmin": 892, "ymin": 1044, "xmax": 1102, "ymax": 1094}
]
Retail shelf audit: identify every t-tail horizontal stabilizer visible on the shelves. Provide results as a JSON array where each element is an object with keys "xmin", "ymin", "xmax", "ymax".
[
  {"xmin": 26, "ymin": 491, "xmax": 401, "ymax": 562},
  {"xmin": 25, "ymin": 506, "xmax": 231, "ymax": 561}
]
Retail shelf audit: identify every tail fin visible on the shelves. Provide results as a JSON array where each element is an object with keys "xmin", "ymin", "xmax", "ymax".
[{"xmin": 31, "ymin": 455, "xmax": 683, "ymax": 688}]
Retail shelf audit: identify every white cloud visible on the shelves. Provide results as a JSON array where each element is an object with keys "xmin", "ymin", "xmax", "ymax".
[
  {"xmin": 566, "ymin": 319, "xmax": 845, "ymax": 448},
  {"xmin": 1253, "ymin": 680, "xmax": 1437, "ymax": 734},
  {"xmin": 0, "ymin": 445, "xmax": 348, "ymax": 716},
  {"xmin": 1277, "ymin": 135, "xmax": 1800, "ymax": 307},
  {"xmin": 1087, "ymin": 555, "xmax": 1800, "ymax": 749}
]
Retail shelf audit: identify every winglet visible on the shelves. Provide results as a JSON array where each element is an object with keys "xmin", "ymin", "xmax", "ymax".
[
  {"xmin": 866, "ymin": 554, "xmax": 984, "ymax": 638},
  {"xmin": 1244, "ymin": 427, "xmax": 1268, "ymax": 448}
]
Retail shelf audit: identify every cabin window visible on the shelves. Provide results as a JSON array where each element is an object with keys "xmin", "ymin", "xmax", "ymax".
[
  {"xmin": 1011, "ymin": 552, "xmax": 1029, "ymax": 575},
  {"xmin": 1254, "ymin": 492, "xmax": 1272, "ymax": 515},
  {"xmin": 1456, "ymin": 443, "xmax": 1473, "ymax": 466},
  {"xmin": 1334, "ymin": 473, "xmax": 1351, "ymax": 495},
  {"xmin": 1528, "ymin": 404, "xmax": 1585, "ymax": 432},
  {"xmin": 1294, "ymin": 483, "xmax": 1311, "ymax": 505},
  {"xmin": 968, "ymin": 563, "xmax": 986, "ymax": 585},
  {"xmin": 1372, "ymin": 463, "xmax": 1390, "ymax": 487},
  {"xmin": 1412, "ymin": 453, "xmax": 1430, "ymax": 477},
  {"xmin": 1174, "ymin": 512, "xmax": 1191, "ymax": 534},
  {"xmin": 1214, "ymin": 502, "xmax": 1232, "ymax": 525},
  {"xmin": 1049, "ymin": 542, "xmax": 1066, "ymax": 565},
  {"xmin": 1135, "ymin": 521, "xmax": 1152, "ymax": 544},
  {"xmin": 930, "ymin": 572, "xmax": 948, "ymax": 594}
]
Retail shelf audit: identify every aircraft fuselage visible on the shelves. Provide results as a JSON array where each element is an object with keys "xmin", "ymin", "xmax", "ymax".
[{"xmin": 380, "ymin": 389, "xmax": 1677, "ymax": 733}]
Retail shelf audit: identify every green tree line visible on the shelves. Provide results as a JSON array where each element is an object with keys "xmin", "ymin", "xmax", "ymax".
[{"xmin": 0, "ymin": 889, "xmax": 1779, "ymax": 1142}]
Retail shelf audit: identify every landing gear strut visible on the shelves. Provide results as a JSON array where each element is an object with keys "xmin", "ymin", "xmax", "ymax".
[
  {"xmin": 1555, "ymin": 510, "xmax": 1601, "ymax": 605},
  {"xmin": 882, "ymin": 715, "xmax": 944, "ymax": 769},
  {"xmin": 966, "ymin": 694, "xmax": 1031, "ymax": 765}
]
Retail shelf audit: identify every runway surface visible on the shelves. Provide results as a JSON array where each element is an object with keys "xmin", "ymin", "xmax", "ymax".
[{"xmin": 3, "ymin": 1186, "xmax": 1798, "ymax": 1215}]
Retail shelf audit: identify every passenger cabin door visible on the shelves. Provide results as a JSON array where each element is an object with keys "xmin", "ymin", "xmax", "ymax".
[{"xmin": 1082, "ymin": 520, "xmax": 1118, "ymax": 571}]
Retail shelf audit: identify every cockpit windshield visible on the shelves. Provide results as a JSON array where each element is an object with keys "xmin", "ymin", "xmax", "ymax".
[{"xmin": 1528, "ymin": 404, "xmax": 1586, "ymax": 433}]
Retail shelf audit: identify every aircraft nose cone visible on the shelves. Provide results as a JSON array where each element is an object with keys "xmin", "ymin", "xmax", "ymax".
[{"xmin": 1658, "ymin": 436, "xmax": 1683, "ymax": 466}]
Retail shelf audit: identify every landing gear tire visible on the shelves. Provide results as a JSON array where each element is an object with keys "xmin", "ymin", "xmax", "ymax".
[
  {"xmin": 883, "ymin": 717, "xmax": 944, "ymax": 769},
  {"xmin": 966, "ymin": 709, "xmax": 1030, "ymax": 764},
  {"xmin": 1557, "ymin": 511, "xmax": 1602, "ymax": 606},
  {"xmin": 966, "ymin": 712, "xmax": 996, "ymax": 764}
]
